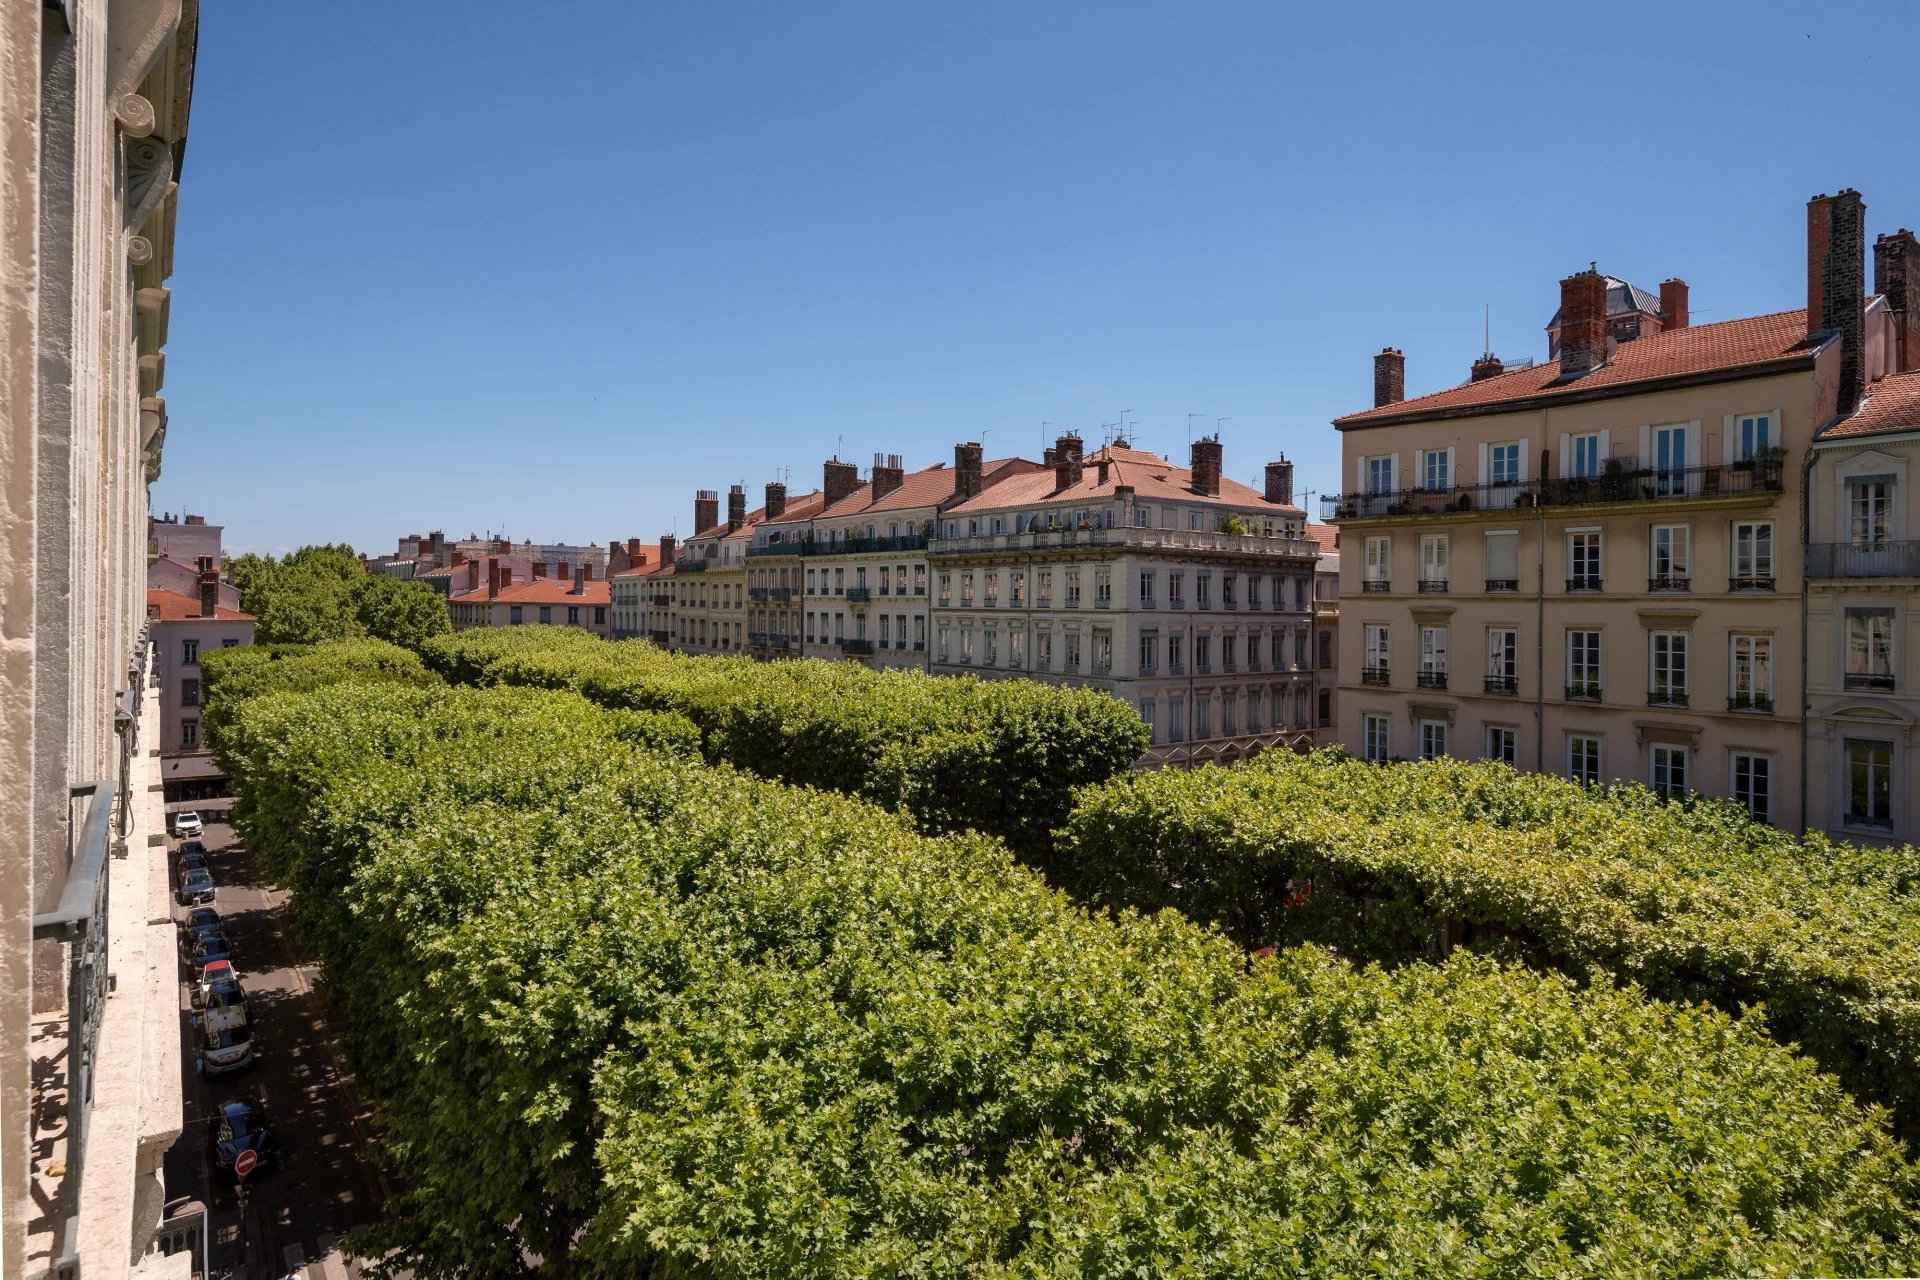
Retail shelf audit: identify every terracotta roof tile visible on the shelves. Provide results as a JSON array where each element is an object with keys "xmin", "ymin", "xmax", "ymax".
[
  {"xmin": 1821, "ymin": 370, "xmax": 1920, "ymax": 440},
  {"xmin": 146, "ymin": 589, "xmax": 252, "ymax": 622},
  {"xmin": 1305, "ymin": 523, "xmax": 1339, "ymax": 553},
  {"xmin": 1336, "ymin": 309, "xmax": 1821, "ymax": 427},
  {"xmin": 450, "ymin": 579, "xmax": 612, "ymax": 606},
  {"xmin": 945, "ymin": 445, "xmax": 1305, "ymax": 516}
]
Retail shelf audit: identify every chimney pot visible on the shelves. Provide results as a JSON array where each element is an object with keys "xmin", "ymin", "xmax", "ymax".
[
  {"xmin": 1188, "ymin": 435, "xmax": 1223, "ymax": 497},
  {"xmin": 694, "ymin": 489, "xmax": 719, "ymax": 534},
  {"xmin": 1809, "ymin": 189, "xmax": 1867, "ymax": 413},
  {"xmin": 1875, "ymin": 228, "xmax": 1920, "ymax": 374},
  {"xmin": 1264, "ymin": 457, "xmax": 1295, "ymax": 505},
  {"xmin": 1556, "ymin": 271, "xmax": 1608, "ymax": 378},
  {"xmin": 764, "ymin": 482, "xmax": 787, "ymax": 521},
  {"xmin": 487, "ymin": 558, "xmax": 500, "ymax": 599},
  {"xmin": 823, "ymin": 459, "xmax": 860, "ymax": 507},
  {"xmin": 1659, "ymin": 278, "xmax": 1690, "ymax": 331},
  {"xmin": 870, "ymin": 459, "xmax": 905, "ymax": 500},
  {"xmin": 953, "ymin": 442, "xmax": 984, "ymax": 500},
  {"xmin": 1373, "ymin": 347, "xmax": 1405, "ymax": 407},
  {"xmin": 659, "ymin": 534, "xmax": 677, "ymax": 566},
  {"xmin": 727, "ymin": 484, "xmax": 747, "ymax": 532},
  {"xmin": 1052, "ymin": 433, "xmax": 1085, "ymax": 492}
]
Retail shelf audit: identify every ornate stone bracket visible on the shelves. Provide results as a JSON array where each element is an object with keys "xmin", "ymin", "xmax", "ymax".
[{"xmin": 123, "ymin": 133, "xmax": 173, "ymax": 234}]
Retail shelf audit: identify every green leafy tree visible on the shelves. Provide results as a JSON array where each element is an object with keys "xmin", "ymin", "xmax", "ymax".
[
  {"xmin": 352, "ymin": 575, "xmax": 451, "ymax": 649},
  {"xmin": 235, "ymin": 543, "xmax": 371, "ymax": 645}
]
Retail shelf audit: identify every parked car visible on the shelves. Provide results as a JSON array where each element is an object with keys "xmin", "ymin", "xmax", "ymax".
[
  {"xmin": 177, "ymin": 849, "xmax": 208, "ymax": 878},
  {"xmin": 183, "ymin": 906, "xmax": 221, "ymax": 935},
  {"xmin": 173, "ymin": 811, "xmax": 203, "ymax": 838},
  {"xmin": 207, "ymin": 1099, "xmax": 278, "ymax": 1184},
  {"xmin": 195, "ymin": 975, "xmax": 253, "ymax": 1075},
  {"xmin": 189, "ymin": 933, "xmax": 233, "ymax": 985},
  {"xmin": 176, "ymin": 867, "xmax": 215, "ymax": 906},
  {"xmin": 180, "ymin": 838, "xmax": 207, "ymax": 859}
]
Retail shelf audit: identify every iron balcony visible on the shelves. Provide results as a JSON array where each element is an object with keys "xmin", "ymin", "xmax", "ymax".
[
  {"xmin": 1325, "ymin": 457, "xmax": 1785, "ymax": 523},
  {"xmin": 1807, "ymin": 541, "xmax": 1920, "ymax": 579}
]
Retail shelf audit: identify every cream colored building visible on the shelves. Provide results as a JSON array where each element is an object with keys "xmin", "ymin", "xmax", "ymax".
[
  {"xmin": 928, "ymin": 435, "xmax": 1321, "ymax": 765},
  {"xmin": 3, "ymin": 0, "xmax": 201, "ymax": 1274},
  {"xmin": 1330, "ymin": 189, "xmax": 1908, "ymax": 833}
]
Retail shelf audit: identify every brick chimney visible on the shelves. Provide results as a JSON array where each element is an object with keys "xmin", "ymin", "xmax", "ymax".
[
  {"xmin": 1264, "ymin": 456, "xmax": 1295, "ymax": 505},
  {"xmin": 556, "ymin": 560, "xmax": 569, "ymax": 579},
  {"xmin": 450, "ymin": 549, "xmax": 466, "ymax": 568},
  {"xmin": 1052, "ymin": 433, "xmax": 1084, "ymax": 492},
  {"xmin": 1470, "ymin": 354, "xmax": 1505, "ymax": 382},
  {"xmin": 184, "ymin": 514, "xmax": 205, "ymax": 526},
  {"xmin": 764, "ymin": 482, "xmax": 787, "ymax": 521},
  {"xmin": 1096, "ymin": 459, "xmax": 1111, "ymax": 485},
  {"xmin": 823, "ymin": 459, "xmax": 860, "ymax": 507},
  {"xmin": 1876, "ymin": 228, "xmax": 1919, "ymax": 374},
  {"xmin": 1188, "ymin": 436, "xmax": 1223, "ymax": 497},
  {"xmin": 871, "ymin": 453, "xmax": 905, "ymax": 500},
  {"xmin": 658, "ymin": 534, "xmax": 677, "ymax": 567},
  {"xmin": 1373, "ymin": 347, "xmax": 1405, "ymax": 406},
  {"xmin": 500, "ymin": 566, "xmax": 514, "ymax": 589},
  {"xmin": 574, "ymin": 563, "xmax": 586, "ymax": 595},
  {"xmin": 197, "ymin": 557, "xmax": 218, "ymax": 618},
  {"xmin": 1556, "ymin": 269, "xmax": 1608, "ymax": 378},
  {"xmin": 487, "ymin": 557, "xmax": 500, "ymax": 599},
  {"xmin": 1659, "ymin": 278, "xmax": 1690, "ymax": 332},
  {"xmin": 532, "ymin": 561, "xmax": 547, "ymax": 579},
  {"xmin": 1809, "ymin": 190, "xmax": 1867, "ymax": 414},
  {"xmin": 583, "ymin": 561, "xmax": 594, "ymax": 581},
  {"xmin": 953, "ymin": 442, "xmax": 983, "ymax": 500},
  {"xmin": 465, "ymin": 558, "xmax": 479, "ymax": 592},
  {"xmin": 727, "ymin": 484, "xmax": 747, "ymax": 532}
]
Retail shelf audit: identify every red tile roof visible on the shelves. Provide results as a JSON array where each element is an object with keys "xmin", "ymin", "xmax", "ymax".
[
  {"xmin": 1822, "ymin": 371, "xmax": 1920, "ymax": 440},
  {"xmin": 146, "ymin": 589, "xmax": 252, "ymax": 622},
  {"xmin": 944, "ymin": 445, "xmax": 1305, "ymax": 516},
  {"xmin": 1335, "ymin": 309, "xmax": 1823, "ymax": 428},
  {"xmin": 1305, "ymin": 523, "xmax": 1339, "ymax": 553},
  {"xmin": 809, "ymin": 458, "xmax": 1038, "ymax": 521},
  {"xmin": 450, "ymin": 578, "xmax": 612, "ymax": 606}
]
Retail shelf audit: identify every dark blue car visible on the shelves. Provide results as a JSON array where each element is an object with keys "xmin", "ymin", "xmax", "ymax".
[{"xmin": 207, "ymin": 1100, "xmax": 278, "ymax": 1183}]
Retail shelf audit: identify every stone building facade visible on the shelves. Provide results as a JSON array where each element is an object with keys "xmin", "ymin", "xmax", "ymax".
[{"xmin": 3, "ymin": 0, "xmax": 202, "ymax": 1273}]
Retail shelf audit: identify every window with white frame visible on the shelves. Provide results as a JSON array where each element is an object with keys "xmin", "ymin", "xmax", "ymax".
[
  {"xmin": 1365, "ymin": 536, "xmax": 1390, "ymax": 587},
  {"xmin": 1650, "ymin": 525, "xmax": 1689, "ymax": 586},
  {"xmin": 959, "ymin": 627, "xmax": 973, "ymax": 663},
  {"xmin": 1193, "ymin": 694, "xmax": 1211, "ymax": 740},
  {"xmin": 1363, "ymin": 714, "xmax": 1391, "ymax": 763},
  {"xmin": 1419, "ymin": 719, "xmax": 1448, "ymax": 760},
  {"xmin": 1139, "ymin": 570, "xmax": 1155, "ymax": 607},
  {"xmin": 1486, "ymin": 726, "xmax": 1517, "ymax": 765},
  {"xmin": 1650, "ymin": 743, "xmax": 1688, "ymax": 800},
  {"xmin": 1489, "ymin": 441, "xmax": 1521, "ymax": 486},
  {"xmin": 1850, "ymin": 477, "xmax": 1894, "ymax": 549},
  {"xmin": 1487, "ymin": 628, "xmax": 1517, "ymax": 690},
  {"xmin": 1419, "ymin": 626, "xmax": 1449, "ymax": 682},
  {"xmin": 1846, "ymin": 739, "xmax": 1893, "ymax": 828},
  {"xmin": 1730, "ymin": 634, "xmax": 1773, "ymax": 710},
  {"xmin": 1064, "ymin": 630, "xmax": 1082, "ymax": 672},
  {"xmin": 1569, "ymin": 433, "xmax": 1601, "ymax": 479},
  {"xmin": 1733, "ymin": 412, "xmax": 1773, "ymax": 462},
  {"xmin": 1568, "ymin": 531, "xmax": 1602, "ymax": 587},
  {"xmin": 1652, "ymin": 423, "xmax": 1689, "ymax": 494},
  {"xmin": 1140, "ymin": 697, "xmax": 1156, "ymax": 742},
  {"xmin": 1731, "ymin": 751, "xmax": 1771, "ymax": 824},
  {"xmin": 1732, "ymin": 521, "xmax": 1774, "ymax": 584},
  {"xmin": 1167, "ymin": 696, "xmax": 1186, "ymax": 742},
  {"xmin": 1139, "ymin": 630, "xmax": 1157, "ymax": 675},
  {"xmin": 983, "ymin": 628, "xmax": 998, "ymax": 666},
  {"xmin": 1221, "ymin": 694, "xmax": 1236, "ymax": 738},
  {"xmin": 1568, "ymin": 734, "xmax": 1601, "ymax": 786},
  {"xmin": 1010, "ymin": 626, "xmax": 1026, "ymax": 666},
  {"xmin": 1036, "ymin": 628, "xmax": 1053, "ymax": 669},
  {"xmin": 1135, "ymin": 504, "xmax": 1152, "ymax": 528},
  {"xmin": 1846, "ymin": 608, "xmax": 1896, "ymax": 688},
  {"xmin": 1485, "ymin": 530, "xmax": 1518, "ymax": 590},
  {"xmin": 1420, "ymin": 448, "xmax": 1451, "ymax": 491},
  {"xmin": 1365, "ymin": 455, "xmax": 1394, "ymax": 495},
  {"xmin": 1649, "ymin": 631, "xmax": 1688, "ymax": 704},
  {"xmin": 1419, "ymin": 534, "xmax": 1449, "ymax": 589},
  {"xmin": 1364, "ymin": 623, "xmax": 1390, "ymax": 676},
  {"xmin": 1567, "ymin": 630, "xmax": 1602, "ymax": 698}
]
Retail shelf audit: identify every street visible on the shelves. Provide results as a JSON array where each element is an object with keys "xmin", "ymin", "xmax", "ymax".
[{"xmin": 165, "ymin": 819, "xmax": 387, "ymax": 1278}]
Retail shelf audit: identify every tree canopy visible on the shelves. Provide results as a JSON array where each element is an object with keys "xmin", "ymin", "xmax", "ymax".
[{"xmin": 234, "ymin": 544, "xmax": 450, "ymax": 647}]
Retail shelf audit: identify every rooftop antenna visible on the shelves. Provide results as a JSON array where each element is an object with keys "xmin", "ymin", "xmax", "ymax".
[
  {"xmin": 1484, "ymin": 303, "xmax": 1491, "ymax": 356},
  {"xmin": 1187, "ymin": 412, "xmax": 1203, "ymax": 445},
  {"xmin": 1041, "ymin": 421, "xmax": 1053, "ymax": 457},
  {"xmin": 1215, "ymin": 417, "xmax": 1230, "ymax": 437},
  {"xmin": 835, "ymin": 433, "xmax": 843, "ymax": 461}
]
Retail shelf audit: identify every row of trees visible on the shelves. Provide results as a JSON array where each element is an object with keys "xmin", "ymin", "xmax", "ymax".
[
  {"xmin": 228, "ymin": 544, "xmax": 450, "ymax": 648},
  {"xmin": 202, "ymin": 648, "xmax": 1920, "ymax": 1275}
]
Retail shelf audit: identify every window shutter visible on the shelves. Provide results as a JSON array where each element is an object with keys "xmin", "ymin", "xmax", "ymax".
[
  {"xmin": 1517, "ymin": 446, "xmax": 1528, "ymax": 482},
  {"xmin": 1388, "ymin": 454, "xmax": 1400, "ymax": 490},
  {"xmin": 1638, "ymin": 424, "xmax": 1651, "ymax": 466},
  {"xmin": 1722, "ymin": 415, "xmax": 1736, "ymax": 465},
  {"xmin": 1356, "ymin": 455, "xmax": 1368, "ymax": 493},
  {"xmin": 1686, "ymin": 421, "xmax": 1703, "ymax": 469},
  {"xmin": 1477, "ymin": 442, "xmax": 1489, "ymax": 484},
  {"xmin": 1558, "ymin": 433, "xmax": 1571, "ymax": 477},
  {"xmin": 1445, "ymin": 447, "xmax": 1457, "ymax": 487},
  {"xmin": 1598, "ymin": 429, "xmax": 1611, "ymax": 464},
  {"xmin": 1486, "ymin": 531, "xmax": 1518, "ymax": 579},
  {"xmin": 1413, "ymin": 449, "xmax": 1426, "ymax": 487}
]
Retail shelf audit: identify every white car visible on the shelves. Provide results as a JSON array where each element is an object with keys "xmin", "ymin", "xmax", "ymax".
[{"xmin": 174, "ymin": 812, "xmax": 203, "ymax": 838}]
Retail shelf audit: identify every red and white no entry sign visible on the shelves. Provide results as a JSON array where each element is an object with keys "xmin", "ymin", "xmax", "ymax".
[{"xmin": 233, "ymin": 1147, "xmax": 258, "ymax": 1178}]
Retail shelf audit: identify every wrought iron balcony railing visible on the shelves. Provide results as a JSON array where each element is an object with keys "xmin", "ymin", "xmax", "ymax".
[
  {"xmin": 1484, "ymin": 674, "xmax": 1518, "ymax": 695},
  {"xmin": 1324, "ymin": 458, "xmax": 1785, "ymax": 522},
  {"xmin": 840, "ymin": 637, "xmax": 876, "ymax": 655},
  {"xmin": 1416, "ymin": 578, "xmax": 1449, "ymax": 593},
  {"xmin": 1484, "ymin": 578, "xmax": 1518, "ymax": 592},
  {"xmin": 1566, "ymin": 575, "xmax": 1603, "ymax": 592},
  {"xmin": 846, "ymin": 587, "xmax": 872, "ymax": 603},
  {"xmin": 1728, "ymin": 691, "xmax": 1774, "ymax": 713},
  {"xmin": 1361, "ymin": 580, "xmax": 1391, "ymax": 593},
  {"xmin": 1845, "ymin": 671, "xmax": 1897, "ymax": 691},
  {"xmin": 1565, "ymin": 681, "xmax": 1602, "ymax": 702},
  {"xmin": 749, "ymin": 532, "xmax": 931, "ymax": 558},
  {"xmin": 1647, "ymin": 686, "xmax": 1690, "ymax": 708},
  {"xmin": 1361, "ymin": 666, "xmax": 1391, "ymax": 686},
  {"xmin": 1730, "ymin": 575, "xmax": 1776, "ymax": 591},
  {"xmin": 1648, "ymin": 575, "xmax": 1691, "ymax": 592},
  {"xmin": 1807, "ymin": 541, "xmax": 1920, "ymax": 579},
  {"xmin": 1416, "ymin": 670, "xmax": 1448, "ymax": 689}
]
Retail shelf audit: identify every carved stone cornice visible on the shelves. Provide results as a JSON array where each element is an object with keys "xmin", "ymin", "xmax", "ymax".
[
  {"xmin": 124, "ymin": 133, "xmax": 173, "ymax": 233},
  {"xmin": 1633, "ymin": 718, "xmax": 1701, "ymax": 748}
]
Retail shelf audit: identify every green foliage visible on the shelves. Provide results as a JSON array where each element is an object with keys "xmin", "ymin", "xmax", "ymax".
[
  {"xmin": 1059, "ymin": 750, "xmax": 1920, "ymax": 1139},
  {"xmin": 209, "ymin": 680, "xmax": 1920, "ymax": 1276},
  {"xmin": 420, "ymin": 628, "xmax": 1149, "ymax": 863},
  {"xmin": 233, "ymin": 543, "xmax": 452, "ymax": 647},
  {"xmin": 352, "ymin": 573, "xmax": 453, "ymax": 648},
  {"xmin": 198, "ymin": 638, "xmax": 438, "ymax": 753}
]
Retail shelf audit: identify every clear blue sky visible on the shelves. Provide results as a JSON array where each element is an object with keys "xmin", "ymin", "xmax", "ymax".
[{"xmin": 154, "ymin": 0, "xmax": 1919, "ymax": 556}]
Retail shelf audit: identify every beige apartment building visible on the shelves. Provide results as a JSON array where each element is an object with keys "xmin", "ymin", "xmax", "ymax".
[
  {"xmin": 1331, "ymin": 188, "xmax": 1910, "ymax": 833},
  {"xmin": 448, "ymin": 558, "xmax": 613, "ymax": 636},
  {"xmin": 927, "ymin": 436, "xmax": 1322, "ymax": 764}
]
